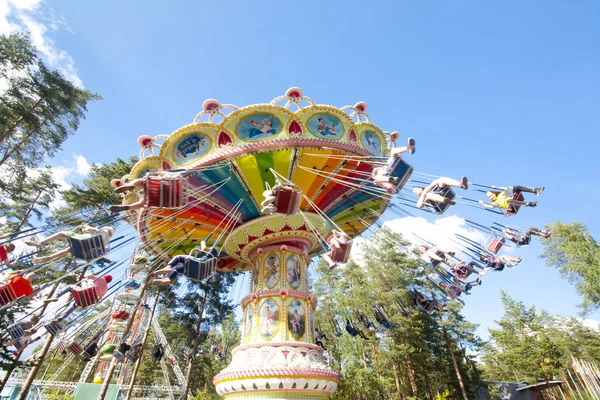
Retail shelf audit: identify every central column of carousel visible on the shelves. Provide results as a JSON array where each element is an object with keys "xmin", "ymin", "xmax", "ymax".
[{"xmin": 213, "ymin": 237, "xmax": 340, "ymax": 399}]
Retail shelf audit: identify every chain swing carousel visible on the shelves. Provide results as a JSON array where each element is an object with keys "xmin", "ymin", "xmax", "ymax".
[{"xmin": 109, "ymin": 87, "xmax": 414, "ymax": 399}]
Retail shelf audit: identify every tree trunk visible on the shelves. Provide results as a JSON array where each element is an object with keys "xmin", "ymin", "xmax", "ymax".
[
  {"xmin": 424, "ymin": 372, "xmax": 435, "ymax": 400},
  {"xmin": 399, "ymin": 336, "xmax": 417, "ymax": 395},
  {"xmin": 391, "ymin": 359, "xmax": 402, "ymax": 399},
  {"xmin": 181, "ymin": 290, "xmax": 208, "ymax": 399},
  {"xmin": 442, "ymin": 324, "xmax": 468, "ymax": 400},
  {"xmin": 18, "ymin": 189, "xmax": 45, "ymax": 229},
  {"xmin": 0, "ymin": 97, "xmax": 44, "ymax": 143},
  {"xmin": 124, "ymin": 294, "xmax": 160, "ymax": 400},
  {"xmin": 0, "ymin": 115, "xmax": 50, "ymax": 167},
  {"xmin": 371, "ymin": 342, "xmax": 380, "ymax": 377}
]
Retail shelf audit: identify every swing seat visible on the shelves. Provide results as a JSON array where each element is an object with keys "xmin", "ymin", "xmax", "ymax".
[
  {"xmin": 145, "ymin": 175, "xmax": 187, "ymax": 209},
  {"xmin": 486, "ymin": 237, "xmax": 505, "ymax": 254},
  {"xmin": 68, "ymin": 235, "xmax": 108, "ymax": 261},
  {"xmin": 271, "ymin": 186, "xmax": 301, "ymax": 215},
  {"xmin": 425, "ymin": 186, "xmax": 456, "ymax": 214},
  {"xmin": 68, "ymin": 342, "xmax": 84, "ymax": 356},
  {"xmin": 151, "ymin": 351, "xmax": 164, "ymax": 361},
  {"xmin": 7, "ymin": 324, "xmax": 25, "ymax": 340},
  {"xmin": 125, "ymin": 349, "xmax": 141, "ymax": 362},
  {"xmin": 112, "ymin": 310, "xmax": 130, "ymax": 321},
  {"xmin": 454, "ymin": 269, "xmax": 471, "ymax": 281},
  {"xmin": 184, "ymin": 251, "xmax": 218, "ymax": 283},
  {"xmin": 112, "ymin": 350, "xmax": 125, "ymax": 361},
  {"xmin": 82, "ymin": 349, "xmax": 97, "ymax": 360},
  {"xmin": 116, "ymin": 293, "xmax": 138, "ymax": 305},
  {"xmin": 45, "ymin": 321, "xmax": 65, "ymax": 336},
  {"xmin": 0, "ymin": 283, "xmax": 17, "ymax": 306},
  {"xmin": 72, "ymin": 287, "xmax": 100, "ymax": 308},
  {"xmin": 345, "ymin": 325, "xmax": 359, "ymax": 337},
  {"xmin": 385, "ymin": 158, "xmax": 413, "ymax": 190},
  {"xmin": 109, "ymin": 323, "xmax": 127, "ymax": 333},
  {"xmin": 99, "ymin": 355, "xmax": 113, "ymax": 363},
  {"xmin": 57, "ymin": 341, "xmax": 67, "ymax": 353},
  {"xmin": 101, "ymin": 344, "xmax": 116, "ymax": 355},
  {"xmin": 506, "ymin": 191, "xmax": 525, "ymax": 216},
  {"xmin": 327, "ymin": 236, "xmax": 352, "ymax": 263}
]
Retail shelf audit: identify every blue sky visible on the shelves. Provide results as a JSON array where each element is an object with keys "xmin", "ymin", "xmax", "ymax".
[{"xmin": 2, "ymin": 0, "xmax": 599, "ymax": 340}]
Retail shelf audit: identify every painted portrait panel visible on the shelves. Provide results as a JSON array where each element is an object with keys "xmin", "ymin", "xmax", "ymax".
[
  {"xmin": 287, "ymin": 299, "xmax": 306, "ymax": 341},
  {"xmin": 243, "ymin": 306, "xmax": 253, "ymax": 342},
  {"xmin": 172, "ymin": 133, "xmax": 211, "ymax": 164},
  {"xmin": 361, "ymin": 130, "xmax": 382, "ymax": 155},
  {"xmin": 236, "ymin": 113, "xmax": 282, "ymax": 141},
  {"xmin": 264, "ymin": 254, "xmax": 280, "ymax": 289},
  {"xmin": 251, "ymin": 261, "xmax": 259, "ymax": 291},
  {"xmin": 287, "ymin": 255, "xmax": 301, "ymax": 289},
  {"xmin": 259, "ymin": 298, "xmax": 279, "ymax": 340},
  {"xmin": 307, "ymin": 113, "xmax": 344, "ymax": 139},
  {"xmin": 138, "ymin": 168, "xmax": 156, "ymax": 179}
]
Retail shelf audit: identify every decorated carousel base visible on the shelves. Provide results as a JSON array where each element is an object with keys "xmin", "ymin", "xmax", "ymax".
[{"xmin": 213, "ymin": 342, "xmax": 339, "ymax": 399}]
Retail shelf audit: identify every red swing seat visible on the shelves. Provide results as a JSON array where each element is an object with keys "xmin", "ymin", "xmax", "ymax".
[
  {"xmin": 486, "ymin": 237, "xmax": 505, "ymax": 254},
  {"xmin": 505, "ymin": 191, "xmax": 525, "ymax": 216},
  {"xmin": 112, "ymin": 310, "xmax": 130, "ymax": 321},
  {"xmin": 327, "ymin": 235, "xmax": 352, "ymax": 263},
  {"xmin": 272, "ymin": 186, "xmax": 301, "ymax": 215},
  {"xmin": 0, "ymin": 283, "xmax": 17, "ymax": 307},
  {"xmin": 144, "ymin": 175, "xmax": 187, "ymax": 209},
  {"xmin": 57, "ymin": 341, "xmax": 67, "ymax": 354},
  {"xmin": 72, "ymin": 287, "xmax": 100, "ymax": 308},
  {"xmin": 68, "ymin": 341, "xmax": 84, "ymax": 356}
]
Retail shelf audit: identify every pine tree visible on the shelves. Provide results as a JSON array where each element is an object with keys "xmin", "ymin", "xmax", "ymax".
[
  {"xmin": 0, "ymin": 33, "xmax": 101, "ymax": 170},
  {"xmin": 539, "ymin": 221, "xmax": 600, "ymax": 313},
  {"xmin": 481, "ymin": 291, "xmax": 564, "ymax": 383}
]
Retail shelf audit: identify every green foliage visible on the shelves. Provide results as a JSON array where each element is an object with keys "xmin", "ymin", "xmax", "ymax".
[
  {"xmin": 0, "ymin": 33, "xmax": 101, "ymax": 170},
  {"xmin": 539, "ymin": 221, "xmax": 600, "ymax": 313},
  {"xmin": 0, "ymin": 167, "xmax": 59, "ymax": 234},
  {"xmin": 313, "ymin": 227, "xmax": 483, "ymax": 399},
  {"xmin": 481, "ymin": 291, "xmax": 600, "ymax": 384},
  {"xmin": 60, "ymin": 157, "xmax": 138, "ymax": 217}
]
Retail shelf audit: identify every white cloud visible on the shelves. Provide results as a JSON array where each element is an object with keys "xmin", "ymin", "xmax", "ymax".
[
  {"xmin": 74, "ymin": 154, "xmax": 91, "ymax": 176},
  {"xmin": 348, "ymin": 215, "xmax": 488, "ymax": 265},
  {"xmin": 0, "ymin": 0, "xmax": 83, "ymax": 87},
  {"xmin": 383, "ymin": 215, "xmax": 486, "ymax": 256}
]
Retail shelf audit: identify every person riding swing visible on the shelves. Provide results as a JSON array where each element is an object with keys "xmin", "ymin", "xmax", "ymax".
[
  {"xmin": 478, "ymin": 185, "xmax": 544, "ymax": 214},
  {"xmin": 26, "ymin": 225, "xmax": 114, "ymax": 264},
  {"xmin": 371, "ymin": 135, "xmax": 415, "ymax": 193},
  {"xmin": 149, "ymin": 241, "xmax": 218, "ymax": 286},
  {"xmin": 413, "ymin": 176, "xmax": 468, "ymax": 213}
]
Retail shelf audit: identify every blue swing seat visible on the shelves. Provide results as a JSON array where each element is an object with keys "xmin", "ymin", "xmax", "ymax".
[
  {"xmin": 45, "ymin": 321, "xmax": 65, "ymax": 336},
  {"xmin": 7, "ymin": 324, "xmax": 25, "ymax": 340},
  {"xmin": 68, "ymin": 235, "xmax": 108, "ymax": 261},
  {"xmin": 424, "ymin": 186, "xmax": 456, "ymax": 214},
  {"xmin": 113, "ymin": 350, "xmax": 125, "ymax": 361},
  {"xmin": 184, "ymin": 249, "xmax": 218, "ymax": 283},
  {"xmin": 125, "ymin": 348, "xmax": 142, "ymax": 362},
  {"xmin": 385, "ymin": 158, "xmax": 413, "ymax": 190}
]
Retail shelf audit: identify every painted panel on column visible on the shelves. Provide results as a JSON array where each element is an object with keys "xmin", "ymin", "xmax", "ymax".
[
  {"xmin": 286, "ymin": 254, "xmax": 301, "ymax": 290},
  {"xmin": 243, "ymin": 305, "xmax": 253, "ymax": 343},
  {"xmin": 288, "ymin": 299, "xmax": 306, "ymax": 341},
  {"xmin": 259, "ymin": 298, "xmax": 279, "ymax": 340},
  {"xmin": 251, "ymin": 260, "xmax": 259, "ymax": 291},
  {"xmin": 264, "ymin": 253, "xmax": 280, "ymax": 289}
]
